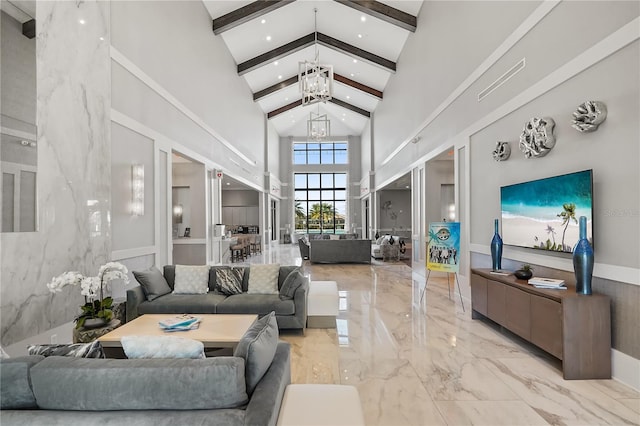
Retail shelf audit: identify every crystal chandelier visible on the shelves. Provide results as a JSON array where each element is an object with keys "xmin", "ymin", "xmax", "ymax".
[
  {"xmin": 307, "ymin": 104, "xmax": 330, "ymax": 141},
  {"xmin": 299, "ymin": 8, "xmax": 333, "ymax": 106}
]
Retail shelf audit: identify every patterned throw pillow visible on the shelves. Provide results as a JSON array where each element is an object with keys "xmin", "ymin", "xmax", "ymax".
[
  {"xmin": 173, "ymin": 265, "xmax": 209, "ymax": 294},
  {"xmin": 247, "ymin": 264, "xmax": 280, "ymax": 295},
  {"xmin": 216, "ymin": 267, "xmax": 244, "ymax": 295},
  {"xmin": 27, "ymin": 341, "xmax": 104, "ymax": 358}
]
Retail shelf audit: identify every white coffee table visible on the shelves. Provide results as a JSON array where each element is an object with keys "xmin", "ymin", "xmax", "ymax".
[{"xmin": 98, "ymin": 314, "xmax": 257, "ymax": 358}]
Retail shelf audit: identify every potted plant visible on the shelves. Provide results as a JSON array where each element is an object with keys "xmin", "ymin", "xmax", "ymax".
[
  {"xmin": 514, "ymin": 264, "xmax": 534, "ymax": 280},
  {"xmin": 47, "ymin": 262, "xmax": 129, "ymax": 329}
]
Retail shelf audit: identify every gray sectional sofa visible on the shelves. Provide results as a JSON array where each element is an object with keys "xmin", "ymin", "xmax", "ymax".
[
  {"xmin": 309, "ymin": 239, "xmax": 372, "ymax": 264},
  {"xmin": 0, "ymin": 342, "xmax": 291, "ymax": 426},
  {"xmin": 127, "ymin": 265, "xmax": 308, "ymax": 331}
]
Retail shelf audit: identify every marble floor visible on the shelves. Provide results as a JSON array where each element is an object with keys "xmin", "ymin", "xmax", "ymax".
[{"xmin": 244, "ymin": 243, "xmax": 640, "ymax": 425}]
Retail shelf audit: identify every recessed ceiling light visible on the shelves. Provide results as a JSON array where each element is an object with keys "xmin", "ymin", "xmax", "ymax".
[
  {"xmin": 357, "ymin": 34, "xmax": 363, "ymax": 38},
  {"xmin": 285, "ymin": 97, "xmax": 289, "ymax": 101},
  {"xmin": 353, "ymin": 59, "xmax": 358, "ymax": 64},
  {"xmin": 350, "ymin": 73, "xmax": 354, "ymax": 77},
  {"xmin": 226, "ymin": 182, "xmax": 231, "ymax": 186},
  {"xmin": 266, "ymin": 35, "xmax": 272, "ymax": 41},
  {"xmin": 79, "ymin": 19, "xmax": 86, "ymax": 25},
  {"xmin": 261, "ymin": 19, "xmax": 266, "ymax": 24},
  {"xmin": 360, "ymin": 16, "xmax": 366, "ymax": 22},
  {"xmin": 342, "ymin": 118, "xmax": 346, "ymax": 121},
  {"xmin": 274, "ymin": 61, "xmax": 279, "ymax": 66},
  {"xmin": 278, "ymin": 75, "xmax": 282, "ymax": 80},
  {"xmin": 346, "ymin": 95, "xmax": 351, "ymax": 99},
  {"xmin": 342, "ymin": 113, "xmax": 346, "ymax": 116},
  {"xmin": 99, "ymin": 36, "xmax": 104, "ymax": 41}
]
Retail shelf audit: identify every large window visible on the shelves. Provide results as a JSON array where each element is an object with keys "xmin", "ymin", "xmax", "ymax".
[
  {"xmin": 295, "ymin": 173, "xmax": 346, "ymax": 234},
  {"xmin": 293, "ymin": 143, "xmax": 347, "ymax": 165}
]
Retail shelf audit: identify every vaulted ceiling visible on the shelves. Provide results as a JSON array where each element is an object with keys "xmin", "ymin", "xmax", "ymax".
[{"xmin": 202, "ymin": 0, "xmax": 423, "ymax": 137}]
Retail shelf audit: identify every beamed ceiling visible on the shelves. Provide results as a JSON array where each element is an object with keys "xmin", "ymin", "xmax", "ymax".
[{"xmin": 203, "ymin": 0, "xmax": 423, "ymax": 137}]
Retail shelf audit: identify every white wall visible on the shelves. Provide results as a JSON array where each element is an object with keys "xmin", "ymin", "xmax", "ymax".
[
  {"xmin": 111, "ymin": 122, "xmax": 154, "ymax": 251},
  {"xmin": 378, "ymin": 189, "xmax": 411, "ymax": 234},
  {"xmin": 267, "ymin": 119, "xmax": 280, "ymax": 177},
  {"xmin": 425, "ymin": 160, "xmax": 454, "ymax": 227},
  {"xmin": 110, "ymin": 0, "xmax": 265, "ymax": 185},
  {"xmin": 173, "ymin": 162, "xmax": 206, "ymax": 239}
]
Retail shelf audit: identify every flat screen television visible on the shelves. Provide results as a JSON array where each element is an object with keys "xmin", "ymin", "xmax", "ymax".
[{"xmin": 500, "ymin": 169, "xmax": 593, "ymax": 253}]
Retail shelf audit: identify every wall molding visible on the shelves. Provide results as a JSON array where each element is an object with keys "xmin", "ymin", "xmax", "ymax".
[
  {"xmin": 110, "ymin": 46, "xmax": 256, "ymax": 167},
  {"xmin": 381, "ymin": 0, "xmax": 561, "ymax": 166},
  {"xmin": 111, "ymin": 245, "xmax": 156, "ymax": 261}
]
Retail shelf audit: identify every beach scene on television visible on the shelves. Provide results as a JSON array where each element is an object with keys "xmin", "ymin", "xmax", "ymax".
[{"xmin": 500, "ymin": 170, "xmax": 593, "ymax": 253}]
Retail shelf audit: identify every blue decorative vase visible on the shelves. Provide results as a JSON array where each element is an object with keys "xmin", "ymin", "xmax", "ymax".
[
  {"xmin": 573, "ymin": 216, "xmax": 593, "ymax": 295},
  {"xmin": 490, "ymin": 219, "xmax": 503, "ymax": 271}
]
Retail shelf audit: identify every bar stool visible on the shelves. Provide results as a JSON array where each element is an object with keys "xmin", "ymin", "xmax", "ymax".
[
  {"xmin": 250, "ymin": 235, "xmax": 262, "ymax": 254},
  {"xmin": 230, "ymin": 244, "xmax": 244, "ymax": 263}
]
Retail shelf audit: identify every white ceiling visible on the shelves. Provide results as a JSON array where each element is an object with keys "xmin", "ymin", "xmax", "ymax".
[{"xmin": 202, "ymin": 0, "xmax": 423, "ymax": 138}]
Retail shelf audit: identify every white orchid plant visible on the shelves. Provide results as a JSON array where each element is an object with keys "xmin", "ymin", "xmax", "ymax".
[{"xmin": 47, "ymin": 262, "xmax": 130, "ymax": 329}]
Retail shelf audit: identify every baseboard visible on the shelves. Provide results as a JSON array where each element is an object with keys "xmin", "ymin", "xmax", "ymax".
[{"xmin": 612, "ymin": 349, "xmax": 640, "ymax": 391}]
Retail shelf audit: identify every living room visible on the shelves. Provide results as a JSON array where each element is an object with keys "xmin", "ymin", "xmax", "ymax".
[{"xmin": 1, "ymin": 0, "xmax": 638, "ymax": 424}]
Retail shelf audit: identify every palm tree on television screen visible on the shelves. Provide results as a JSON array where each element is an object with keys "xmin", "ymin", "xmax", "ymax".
[{"xmin": 557, "ymin": 202, "xmax": 577, "ymax": 251}]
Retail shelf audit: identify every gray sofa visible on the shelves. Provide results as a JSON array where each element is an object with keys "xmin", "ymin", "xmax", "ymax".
[
  {"xmin": 0, "ymin": 341, "xmax": 291, "ymax": 426},
  {"xmin": 127, "ymin": 265, "xmax": 308, "ymax": 331},
  {"xmin": 309, "ymin": 239, "xmax": 371, "ymax": 264}
]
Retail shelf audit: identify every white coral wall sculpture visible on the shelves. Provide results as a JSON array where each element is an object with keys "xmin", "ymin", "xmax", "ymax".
[
  {"xmin": 572, "ymin": 101, "xmax": 607, "ymax": 133},
  {"xmin": 492, "ymin": 141, "xmax": 511, "ymax": 162},
  {"xmin": 519, "ymin": 117, "xmax": 556, "ymax": 158}
]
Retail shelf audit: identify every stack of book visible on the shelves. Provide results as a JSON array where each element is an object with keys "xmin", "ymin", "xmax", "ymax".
[
  {"xmin": 528, "ymin": 277, "xmax": 566, "ymax": 289},
  {"xmin": 158, "ymin": 315, "xmax": 201, "ymax": 332}
]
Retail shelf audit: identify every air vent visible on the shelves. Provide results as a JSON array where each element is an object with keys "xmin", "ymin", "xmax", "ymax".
[{"xmin": 478, "ymin": 58, "xmax": 526, "ymax": 102}]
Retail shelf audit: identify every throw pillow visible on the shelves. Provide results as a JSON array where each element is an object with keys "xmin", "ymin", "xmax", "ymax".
[
  {"xmin": 247, "ymin": 264, "xmax": 280, "ymax": 295},
  {"xmin": 173, "ymin": 265, "xmax": 209, "ymax": 294},
  {"xmin": 279, "ymin": 270, "xmax": 305, "ymax": 300},
  {"xmin": 329, "ymin": 234, "xmax": 340, "ymax": 240},
  {"xmin": 133, "ymin": 266, "xmax": 172, "ymax": 301},
  {"xmin": 121, "ymin": 335, "xmax": 205, "ymax": 359},
  {"xmin": 216, "ymin": 266, "xmax": 244, "ymax": 295},
  {"xmin": 233, "ymin": 312, "xmax": 279, "ymax": 394},
  {"xmin": 27, "ymin": 341, "xmax": 104, "ymax": 358},
  {"xmin": 376, "ymin": 236, "xmax": 385, "ymax": 245}
]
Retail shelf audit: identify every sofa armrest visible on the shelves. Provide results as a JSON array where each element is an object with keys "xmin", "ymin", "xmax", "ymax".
[
  {"xmin": 126, "ymin": 286, "xmax": 146, "ymax": 323},
  {"xmin": 245, "ymin": 341, "xmax": 291, "ymax": 426},
  {"xmin": 293, "ymin": 277, "xmax": 308, "ymax": 330}
]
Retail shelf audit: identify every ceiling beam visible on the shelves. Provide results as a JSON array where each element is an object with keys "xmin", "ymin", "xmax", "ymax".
[
  {"xmin": 22, "ymin": 19, "xmax": 36, "ymax": 39},
  {"xmin": 212, "ymin": 0, "xmax": 295, "ymax": 35},
  {"xmin": 267, "ymin": 98, "xmax": 370, "ymax": 119},
  {"xmin": 328, "ymin": 98, "xmax": 370, "ymax": 117},
  {"xmin": 237, "ymin": 33, "xmax": 315, "ymax": 75},
  {"xmin": 238, "ymin": 32, "xmax": 396, "ymax": 75},
  {"xmin": 333, "ymin": 73, "xmax": 383, "ymax": 99},
  {"xmin": 334, "ymin": 0, "xmax": 417, "ymax": 32},
  {"xmin": 253, "ymin": 72, "xmax": 382, "ymax": 101},
  {"xmin": 316, "ymin": 32, "xmax": 396, "ymax": 72},
  {"xmin": 267, "ymin": 100, "xmax": 303, "ymax": 119}
]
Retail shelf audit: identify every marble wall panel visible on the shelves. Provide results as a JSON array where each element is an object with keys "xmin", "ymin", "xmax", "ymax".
[{"xmin": 0, "ymin": 1, "xmax": 111, "ymax": 346}]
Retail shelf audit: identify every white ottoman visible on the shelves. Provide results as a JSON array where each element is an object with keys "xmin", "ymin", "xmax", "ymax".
[
  {"xmin": 277, "ymin": 384, "xmax": 365, "ymax": 426},
  {"xmin": 307, "ymin": 281, "xmax": 339, "ymax": 328}
]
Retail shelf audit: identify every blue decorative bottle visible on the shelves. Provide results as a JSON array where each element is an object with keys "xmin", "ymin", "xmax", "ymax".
[
  {"xmin": 572, "ymin": 216, "xmax": 593, "ymax": 295},
  {"xmin": 491, "ymin": 219, "xmax": 503, "ymax": 271}
]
